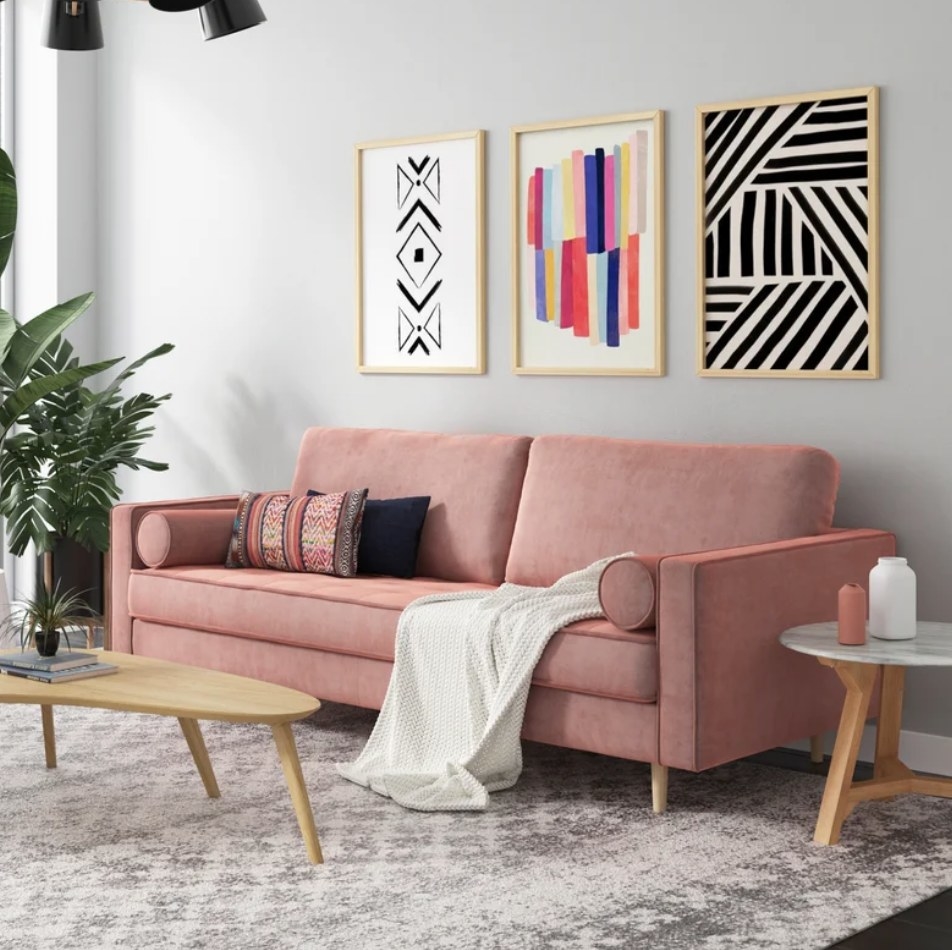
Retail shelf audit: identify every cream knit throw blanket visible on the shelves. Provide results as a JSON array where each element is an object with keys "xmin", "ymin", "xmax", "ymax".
[{"xmin": 338, "ymin": 557, "xmax": 619, "ymax": 811}]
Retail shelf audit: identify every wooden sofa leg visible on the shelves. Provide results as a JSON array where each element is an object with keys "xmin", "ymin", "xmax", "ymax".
[
  {"xmin": 651, "ymin": 763, "xmax": 668, "ymax": 814},
  {"xmin": 810, "ymin": 734, "xmax": 825, "ymax": 764}
]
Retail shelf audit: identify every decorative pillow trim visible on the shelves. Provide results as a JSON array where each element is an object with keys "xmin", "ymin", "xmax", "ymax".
[
  {"xmin": 330, "ymin": 489, "xmax": 368, "ymax": 577},
  {"xmin": 225, "ymin": 489, "xmax": 368, "ymax": 577}
]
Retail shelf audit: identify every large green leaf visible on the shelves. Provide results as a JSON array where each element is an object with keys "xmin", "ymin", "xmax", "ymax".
[
  {"xmin": 0, "ymin": 310, "xmax": 17, "ymax": 365},
  {"xmin": 0, "ymin": 357, "xmax": 121, "ymax": 439},
  {"xmin": 0, "ymin": 148, "xmax": 17, "ymax": 281},
  {"xmin": 27, "ymin": 333, "xmax": 77, "ymax": 379},
  {"xmin": 107, "ymin": 342, "xmax": 174, "ymax": 390},
  {"xmin": 5, "ymin": 293, "xmax": 95, "ymax": 385}
]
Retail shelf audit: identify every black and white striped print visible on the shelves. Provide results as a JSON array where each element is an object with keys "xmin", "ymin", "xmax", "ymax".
[{"xmin": 702, "ymin": 92, "xmax": 874, "ymax": 374}]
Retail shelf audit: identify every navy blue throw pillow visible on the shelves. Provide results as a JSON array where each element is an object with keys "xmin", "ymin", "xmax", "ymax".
[{"xmin": 308, "ymin": 492, "xmax": 431, "ymax": 578}]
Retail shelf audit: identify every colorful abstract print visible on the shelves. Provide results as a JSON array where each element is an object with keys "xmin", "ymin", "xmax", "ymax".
[
  {"xmin": 526, "ymin": 132, "xmax": 648, "ymax": 347},
  {"xmin": 225, "ymin": 489, "xmax": 368, "ymax": 578}
]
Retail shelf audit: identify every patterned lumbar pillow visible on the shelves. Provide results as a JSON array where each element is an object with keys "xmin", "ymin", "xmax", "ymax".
[{"xmin": 225, "ymin": 489, "xmax": 368, "ymax": 577}]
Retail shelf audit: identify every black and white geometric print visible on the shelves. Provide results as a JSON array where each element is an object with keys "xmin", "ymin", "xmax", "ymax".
[
  {"xmin": 702, "ymin": 92, "xmax": 875, "ymax": 374},
  {"xmin": 396, "ymin": 155, "xmax": 443, "ymax": 357}
]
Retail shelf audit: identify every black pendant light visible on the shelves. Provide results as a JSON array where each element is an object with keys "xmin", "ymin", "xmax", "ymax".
[
  {"xmin": 149, "ymin": 1, "xmax": 207, "ymax": 10},
  {"xmin": 45, "ymin": 0, "xmax": 104, "ymax": 51},
  {"xmin": 199, "ymin": 0, "xmax": 267, "ymax": 41}
]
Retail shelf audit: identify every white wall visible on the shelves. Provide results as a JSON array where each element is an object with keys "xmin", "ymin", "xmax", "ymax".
[
  {"xmin": 94, "ymin": 0, "xmax": 952, "ymax": 734},
  {"xmin": 15, "ymin": 0, "xmax": 98, "ymax": 356},
  {"xmin": 14, "ymin": 0, "xmax": 58, "ymax": 330}
]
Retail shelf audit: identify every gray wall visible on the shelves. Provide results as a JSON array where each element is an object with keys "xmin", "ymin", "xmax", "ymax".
[{"xmin": 95, "ymin": 0, "xmax": 952, "ymax": 734}]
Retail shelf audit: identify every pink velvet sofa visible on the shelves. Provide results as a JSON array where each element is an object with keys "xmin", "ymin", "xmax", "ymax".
[{"xmin": 109, "ymin": 427, "xmax": 895, "ymax": 811}]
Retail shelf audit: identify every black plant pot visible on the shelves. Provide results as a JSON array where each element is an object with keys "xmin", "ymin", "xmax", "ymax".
[
  {"xmin": 34, "ymin": 630, "xmax": 61, "ymax": 657},
  {"xmin": 36, "ymin": 537, "xmax": 103, "ymax": 616}
]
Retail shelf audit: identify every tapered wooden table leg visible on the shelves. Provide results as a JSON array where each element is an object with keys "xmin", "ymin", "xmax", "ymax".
[
  {"xmin": 875, "ymin": 666, "xmax": 905, "ymax": 774},
  {"xmin": 41, "ymin": 705, "xmax": 56, "ymax": 769},
  {"xmin": 103, "ymin": 552, "xmax": 112, "ymax": 651},
  {"xmin": 272, "ymin": 722, "xmax": 323, "ymax": 865},
  {"xmin": 814, "ymin": 660, "xmax": 877, "ymax": 845},
  {"xmin": 178, "ymin": 717, "xmax": 221, "ymax": 798}
]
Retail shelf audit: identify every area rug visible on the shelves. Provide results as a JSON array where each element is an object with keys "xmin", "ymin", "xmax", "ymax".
[{"xmin": 1, "ymin": 702, "xmax": 950, "ymax": 950}]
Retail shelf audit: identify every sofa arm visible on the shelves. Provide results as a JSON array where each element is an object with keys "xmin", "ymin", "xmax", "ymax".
[
  {"xmin": 657, "ymin": 529, "xmax": 895, "ymax": 772},
  {"xmin": 109, "ymin": 495, "xmax": 239, "ymax": 653}
]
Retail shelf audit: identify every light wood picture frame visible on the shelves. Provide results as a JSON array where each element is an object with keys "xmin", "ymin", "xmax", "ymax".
[
  {"xmin": 697, "ymin": 87, "xmax": 879, "ymax": 379},
  {"xmin": 356, "ymin": 129, "xmax": 485, "ymax": 374},
  {"xmin": 511, "ymin": 111, "xmax": 665, "ymax": 376}
]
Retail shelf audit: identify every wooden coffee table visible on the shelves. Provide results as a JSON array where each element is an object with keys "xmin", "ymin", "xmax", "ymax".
[
  {"xmin": 0, "ymin": 650, "xmax": 324, "ymax": 863},
  {"xmin": 781, "ymin": 621, "xmax": 952, "ymax": 846}
]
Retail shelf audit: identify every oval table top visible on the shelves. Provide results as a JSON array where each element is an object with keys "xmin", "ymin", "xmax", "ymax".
[
  {"xmin": 0, "ymin": 650, "xmax": 320, "ymax": 723},
  {"xmin": 781, "ymin": 621, "xmax": 952, "ymax": 667}
]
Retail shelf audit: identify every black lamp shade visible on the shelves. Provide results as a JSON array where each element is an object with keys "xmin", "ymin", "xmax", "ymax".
[
  {"xmin": 149, "ymin": 0, "xmax": 208, "ymax": 10},
  {"xmin": 199, "ymin": 0, "xmax": 266, "ymax": 41},
  {"xmin": 45, "ymin": 0, "xmax": 104, "ymax": 51}
]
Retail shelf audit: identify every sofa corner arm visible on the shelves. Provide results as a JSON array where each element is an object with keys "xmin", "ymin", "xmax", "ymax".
[
  {"xmin": 108, "ymin": 495, "xmax": 240, "ymax": 653},
  {"xmin": 657, "ymin": 528, "xmax": 896, "ymax": 772}
]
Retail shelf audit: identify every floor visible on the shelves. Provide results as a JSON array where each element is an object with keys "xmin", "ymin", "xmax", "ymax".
[
  {"xmin": 751, "ymin": 747, "xmax": 952, "ymax": 949},
  {"xmin": 53, "ymin": 631, "xmax": 952, "ymax": 947}
]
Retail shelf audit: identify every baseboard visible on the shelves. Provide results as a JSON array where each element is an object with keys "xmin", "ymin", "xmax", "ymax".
[{"xmin": 787, "ymin": 726, "xmax": 952, "ymax": 777}]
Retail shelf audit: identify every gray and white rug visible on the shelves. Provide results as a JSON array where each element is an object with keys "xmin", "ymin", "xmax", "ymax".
[{"xmin": 1, "ymin": 701, "xmax": 950, "ymax": 950}]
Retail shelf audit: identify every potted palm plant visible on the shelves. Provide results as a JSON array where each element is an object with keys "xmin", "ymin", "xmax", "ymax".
[
  {"xmin": 0, "ymin": 143, "xmax": 171, "ymax": 616},
  {"xmin": 0, "ymin": 337, "xmax": 173, "ymax": 612},
  {"xmin": 2, "ymin": 581, "xmax": 91, "ymax": 657},
  {"xmin": 0, "ymin": 145, "xmax": 173, "ymax": 613}
]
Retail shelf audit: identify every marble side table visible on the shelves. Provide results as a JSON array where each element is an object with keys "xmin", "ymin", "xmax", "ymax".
[{"xmin": 781, "ymin": 621, "xmax": 952, "ymax": 845}]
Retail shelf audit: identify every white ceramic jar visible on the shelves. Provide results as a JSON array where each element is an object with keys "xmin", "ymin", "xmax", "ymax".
[{"xmin": 868, "ymin": 557, "xmax": 917, "ymax": 640}]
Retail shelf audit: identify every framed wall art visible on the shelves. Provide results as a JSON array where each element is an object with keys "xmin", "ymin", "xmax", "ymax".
[
  {"xmin": 511, "ymin": 111, "xmax": 665, "ymax": 376},
  {"xmin": 356, "ymin": 129, "xmax": 485, "ymax": 374},
  {"xmin": 697, "ymin": 87, "xmax": 879, "ymax": 378}
]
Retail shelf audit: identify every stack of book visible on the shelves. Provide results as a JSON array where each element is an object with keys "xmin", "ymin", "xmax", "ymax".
[{"xmin": 0, "ymin": 650, "xmax": 118, "ymax": 683}]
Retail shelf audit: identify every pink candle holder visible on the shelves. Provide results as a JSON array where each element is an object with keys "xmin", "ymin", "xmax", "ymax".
[{"xmin": 838, "ymin": 583, "xmax": 867, "ymax": 645}]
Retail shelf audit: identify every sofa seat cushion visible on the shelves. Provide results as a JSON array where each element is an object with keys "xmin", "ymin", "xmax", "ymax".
[
  {"xmin": 536, "ymin": 619, "xmax": 657, "ymax": 702},
  {"xmin": 129, "ymin": 567, "xmax": 490, "ymax": 663},
  {"xmin": 127, "ymin": 567, "xmax": 657, "ymax": 702}
]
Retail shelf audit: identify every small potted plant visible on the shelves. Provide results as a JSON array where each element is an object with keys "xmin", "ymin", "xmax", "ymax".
[{"xmin": 3, "ymin": 582, "xmax": 91, "ymax": 657}]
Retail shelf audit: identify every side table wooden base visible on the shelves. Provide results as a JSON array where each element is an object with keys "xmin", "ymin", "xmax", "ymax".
[{"xmin": 814, "ymin": 658, "xmax": 952, "ymax": 845}]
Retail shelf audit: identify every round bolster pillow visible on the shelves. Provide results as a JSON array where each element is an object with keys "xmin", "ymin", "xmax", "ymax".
[
  {"xmin": 598, "ymin": 555, "xmax": 661, "ymax": 631},
  {"xmin": 137, "ymin": 508, "xmax": 236, "ymax": 569}
]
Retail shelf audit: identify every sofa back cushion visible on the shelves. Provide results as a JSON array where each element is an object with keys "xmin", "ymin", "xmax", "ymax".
[
  {"xmin": 290, "ymin": 428, "xmax": 532, "ymax": 584},
  {"xmin": 505, "ymin": 436, "xmax": 840, "ymax": 586}
]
